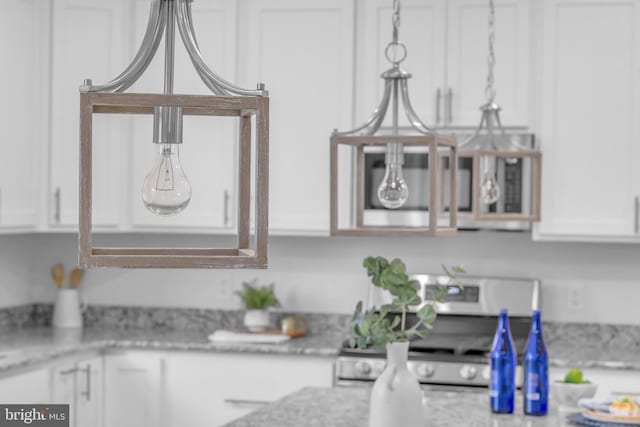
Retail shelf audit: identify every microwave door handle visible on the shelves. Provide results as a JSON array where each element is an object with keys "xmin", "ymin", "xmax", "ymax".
[{"xmin": 635, "ymin": 196, "xmax": 639, "ymax": 234}]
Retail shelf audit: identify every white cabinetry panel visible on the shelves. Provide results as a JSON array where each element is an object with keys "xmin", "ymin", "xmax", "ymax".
[
  {"xmin": 535, "ymin": 0, "xmax": 640, "ymax": 240},
  {"xmin": 240, "ymin": 0, "xmax": 355, "ymax": 234},
  {"xmin": 164, "ymin": 352, "xmax": 333, "ymax": 427},
  {"xmin": 446, "ymin": 0, "xmax": 530, "ymax": 126},
  {"xmin": 50, "ymin": 0, "xmax": 129, "ymax": 228},
  {"xmin": 0, "ymin": 369, "xmax": 51, "ymax": 403},
  {"xmin": 104, "ymin": 353, "xmax": 162, "ymax": 427},
  {"xmin": 0, "ymin": 0, "xmax": 42, "ymax": 230}
]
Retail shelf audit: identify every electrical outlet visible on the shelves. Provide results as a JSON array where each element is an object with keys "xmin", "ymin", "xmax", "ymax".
[
  {"xmin": 567, "ymin": 284, "xmax": 584, "ymax": 311},
  {"xmin": 217, "ymin": 273, "xmax": 234, "ymax": 302}
]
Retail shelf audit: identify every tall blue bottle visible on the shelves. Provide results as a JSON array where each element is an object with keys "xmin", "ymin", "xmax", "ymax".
[
  {"xmin": 524, "ymin": 310, "xmax": 549, "ymax": 415},
  {"xmin": 490, "ymin": 309, "xmax": 516, "ymax": 414}
]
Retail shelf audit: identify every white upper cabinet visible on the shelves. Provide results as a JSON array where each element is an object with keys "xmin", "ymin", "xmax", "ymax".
[
  {"xmin": 534, "ymin": 0, "xmax": 640, "ymax": 241},
  {"xmin": 50, "ymin": 0, "xmax": 129, "ymax": 228},
  {"xmin": 239, "ymin": 0, "xmax": 355, "ymax": 235},
  {"xmin": 0, "ymin": 0, "xmax": 43, "ymax": 230},
  {"xmin": 356, "ymin": 0, "xmax": 530, "ymax": 129},
  {"xmin": 129, "ymin": 0, "xmax": 238, "ymax": 231}
]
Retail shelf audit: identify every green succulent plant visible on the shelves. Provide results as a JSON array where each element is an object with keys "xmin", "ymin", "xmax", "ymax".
[
  {"xmin": 351, "ymin": 256, "xmax": 465, "ymax": 349},
  {"xmin": 235, "ymin": 280, "xmax": 281, "ymax": 310}
]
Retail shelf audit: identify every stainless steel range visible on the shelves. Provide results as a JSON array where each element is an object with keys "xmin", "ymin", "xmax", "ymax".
[{"xmin": 334, "ymin": 274, "xmax": 540, "ymax": 390}]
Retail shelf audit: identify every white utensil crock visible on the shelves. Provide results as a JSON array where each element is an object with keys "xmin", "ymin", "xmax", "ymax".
[{"xmin": 52, "ymin": 289, "xmax": 85, "ymax": 329}]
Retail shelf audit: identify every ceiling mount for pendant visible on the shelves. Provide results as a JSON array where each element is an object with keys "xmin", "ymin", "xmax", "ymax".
[
  {"xmin": 330, "ymin": 0, "xmax": 457, "ymax": 236},
  {"xmin": 78, "ymin": 0, "xmax": 269, "ymax": 269}
]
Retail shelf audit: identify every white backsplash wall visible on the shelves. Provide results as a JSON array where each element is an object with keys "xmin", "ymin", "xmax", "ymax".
[
  {"xmin": 0, "ymin": 235, "xmax": 38, "ymax": 308},
  {"xmin": 18, "ymin": 232, "xmax": 640, "ymax": 325}
]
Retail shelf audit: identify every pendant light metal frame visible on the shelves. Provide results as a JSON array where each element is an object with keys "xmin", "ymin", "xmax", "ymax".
[
  {"xmin": 330, "ymin": 0, "xmax": 457, "ymax": 236},
  {"xmin": 78, "ymin": 0, "xmax": 269, "ymax": 269},
  {"xmin": 457, "ymin": 0, "xmax": 541, "ymax": 222}
]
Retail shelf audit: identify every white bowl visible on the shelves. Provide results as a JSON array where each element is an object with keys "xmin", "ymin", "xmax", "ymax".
[{"xmin": 551, "ymin": 381, "xmax": 598, "ymax": 410}]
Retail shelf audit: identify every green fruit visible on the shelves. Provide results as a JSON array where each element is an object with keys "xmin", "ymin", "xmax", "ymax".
[{"xmin": 564, "ymin": 368, "xmax": 585, "ymax": 384}]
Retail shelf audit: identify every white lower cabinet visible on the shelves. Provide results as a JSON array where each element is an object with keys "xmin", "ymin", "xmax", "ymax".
[
  {"xmin": 0, "ymin": 368, "xmax": 51, "ymax": 403},
  {"xmin": 103, "ymin": 352, "xmax": 163, "ymax": 427},
  {"xmin": 51, "ymin": 356, "xmax": 103, "ymax": 427},
  {"xmin": 163, "ymin": 352, "xmax": 334, "ymax": 427}
]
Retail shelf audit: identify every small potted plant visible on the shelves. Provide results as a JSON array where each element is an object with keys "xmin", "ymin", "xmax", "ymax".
[
  {"xmin": 551, "ymin": 368, "xmax": 598, "ymax": 411},
  {"xmin": 352, "ymin": 256, "xmax": 464, "ymax": 427},
  {"xmin": 235, "ymin": 280, "xmax": 281, "ymax": 331}
]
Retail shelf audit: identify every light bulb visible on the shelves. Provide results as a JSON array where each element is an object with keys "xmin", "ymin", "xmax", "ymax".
[
  {"xmin": 142, "ymin": 143, "xmax": 191, "ymax": 216},
  {"xmin": 480, "ymin": 173, "xmax": 501, "ymax": 204},
  {"xmin": 480, "ymin": 155, "xmax": 500, "ymax": 204},
  {"xmin": 377, "ymin": 142, "xmax": 409, "ymax": 209}
]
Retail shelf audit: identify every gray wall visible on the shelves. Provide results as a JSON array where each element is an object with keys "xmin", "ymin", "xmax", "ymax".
[{"xmin": 5, "ymin": 232, "xmax": 638, "ymax": 325}]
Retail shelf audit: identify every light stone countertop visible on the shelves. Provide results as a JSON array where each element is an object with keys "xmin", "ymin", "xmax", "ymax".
[
  {"xmin": 224, "ymin": 386, "xmax": 578, "ymax": 427},
  {"xmin": 0, "ymin": 326, "xmax": 344, "ymax": 375}
]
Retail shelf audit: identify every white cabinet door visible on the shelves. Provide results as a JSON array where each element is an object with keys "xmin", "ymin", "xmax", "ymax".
[
  {"xmin": 356, "ymin": 0, "xmax": 446, "ymax": 128},
  {"xmin": 75, "ymin": 358, "xmax": 103, "ymax": 427},
  {"xmin": 51, "ymin": 356, "xmax": 103, "ymax": 427},
  {"xmin": 0, "ymin": 0, "xmax": 43, "ymax": 230},
  {"xmin": 446, "ymin": 0, "xmax": 530, "ymax": 127},
  {"xmin": 240, "ymin": 0, "xmax": 355, "ymax": 235},
  {"xmin": 129, "ymin": 0, "xmax": 238, "ymax": 231},
  {"xmin": 50, "ymin": 0, "xmax": 129, "ymax": 228},
  {"xmin": 104, "ymin": 352, "xmax": 162, "ymax": 427},
  {"xmin": 0, "ymin": 369, "xmax": 51, "ymax": 403},
  {"xmin": 534, "ymin": 0, "xmax": 640, "ymax": 241},
  {"xmin": 164, "ymin": 352, "xmax": 334, "ymax": 427}
]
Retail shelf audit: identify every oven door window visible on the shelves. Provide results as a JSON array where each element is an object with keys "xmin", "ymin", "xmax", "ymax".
[{"xmin": 364, "ymin": 153, "xmax": 473, "ymax": 212}]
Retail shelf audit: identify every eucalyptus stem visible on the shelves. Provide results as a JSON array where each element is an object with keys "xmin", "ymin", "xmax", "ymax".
[{"xmin": 401, "ymin": 306, "xmax": 406, "ymax": 333}]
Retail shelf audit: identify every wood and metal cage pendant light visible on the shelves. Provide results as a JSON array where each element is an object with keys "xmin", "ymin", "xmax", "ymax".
[
  {"xmin": 78, "ymin": 0, "xmax": 269, "ymax": 269},
  {"xmin": 330, "ymin": 0, "xmax": 457, "ymax": 236},
  {"xmin": 458, "ymin": 0, "xmax": 541, "ymax": 222}
]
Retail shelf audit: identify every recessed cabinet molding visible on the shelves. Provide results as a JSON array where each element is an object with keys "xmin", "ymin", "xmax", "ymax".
[
  {"xmin": 356, "ymin": 0, "xmax": 530, "ymax": 129},
  {"xmin": 533, "ymin": 0, "xmax": 640, "ymax": 242}
]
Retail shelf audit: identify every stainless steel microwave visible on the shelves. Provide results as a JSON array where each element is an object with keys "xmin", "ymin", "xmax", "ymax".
[{"xmin": 362, "ymin": 134, "xmax": 535, "ymax": 231}]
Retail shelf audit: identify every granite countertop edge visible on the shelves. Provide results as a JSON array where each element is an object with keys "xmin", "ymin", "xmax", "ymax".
[{"xmin": 0, "ymin": 327, "xmax": 343, "ymax": 375}]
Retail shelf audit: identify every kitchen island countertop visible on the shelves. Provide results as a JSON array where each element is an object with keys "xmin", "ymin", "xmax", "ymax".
[{"xmin": 224, "ymin": 386, "xmax": 578, "ymax": 427}]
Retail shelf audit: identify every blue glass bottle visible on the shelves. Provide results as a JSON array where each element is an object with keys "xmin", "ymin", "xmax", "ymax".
[
  {"xmin": 524, "ymin": 310, "xmax": 549, "ymax": 415},
  {"xmin": 490, "ymin": 309, "xmax": 516, "ymax": 414}
]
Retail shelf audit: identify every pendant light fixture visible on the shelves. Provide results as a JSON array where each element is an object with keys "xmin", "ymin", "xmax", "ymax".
[
  {"xmin": 330, "ymin": 0, "xmax": 457, "ymax": 236},
  {"xmin": 78, "ymin": 0, "xmax": 269, "ymax": 269},
  {"xmin": 458, "ymin": 0, "xmax": 541, "ymax": 221}
]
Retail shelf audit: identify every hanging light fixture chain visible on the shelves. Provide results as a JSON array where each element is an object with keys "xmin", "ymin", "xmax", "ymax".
[
  {"xmin": 485, "ymin": 0, "xmax": 496, "ymax": 103},
  {"xmin": 392, "ymin": 0, "xmax": 400, "ymax": 44},
  {"xmin": 385, "ymin": 0, "xmax": 407, "ymax": 66}
]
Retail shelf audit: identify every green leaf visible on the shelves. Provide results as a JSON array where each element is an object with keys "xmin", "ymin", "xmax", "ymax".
[
  {"xmin": 351, "ymin": 301, "xmax": 363, "ymax": 321},
  {"xmin": 417, "ymin": 304, "xmax": 437, "ymax": 326}
]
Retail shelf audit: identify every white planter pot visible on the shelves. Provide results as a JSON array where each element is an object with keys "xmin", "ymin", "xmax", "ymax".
[
  {"xmin": 243, "ymin": 309, "xmax": 271, "ymax": 331},
  {"xmin": 369, "ymin": 341, "xmax": 423, "ymax": 427}
]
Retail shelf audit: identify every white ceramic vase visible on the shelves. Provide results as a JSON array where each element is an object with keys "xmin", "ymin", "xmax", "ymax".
[
  {"xmin": 369, "ymin": 341, "xmax": 423, "ymax": 427},
  {"xmin": 243, "ymin": 309, "xmax": 271, "ymax": 331}
]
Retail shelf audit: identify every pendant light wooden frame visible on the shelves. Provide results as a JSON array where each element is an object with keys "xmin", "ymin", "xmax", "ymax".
[
  {"xmin": 78, "ymin": 92, "xmax": 269, "ymax": 269},
  {"xmin": 330, "ymin": 134, "xmax": 458, "ymax": 236},
  {"xmin": 466, "ymin": 150, "xmax": 541, "ymax": 222}
]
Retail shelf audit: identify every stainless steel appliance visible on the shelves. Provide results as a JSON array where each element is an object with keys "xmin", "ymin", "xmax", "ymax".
[
  {"xmin": 362, "ymin": 133, "xmax": 535, "ymax": 231},
  {"xmin": 334, "ymin": 274, "xmax": 540, "ymax": 390}
]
